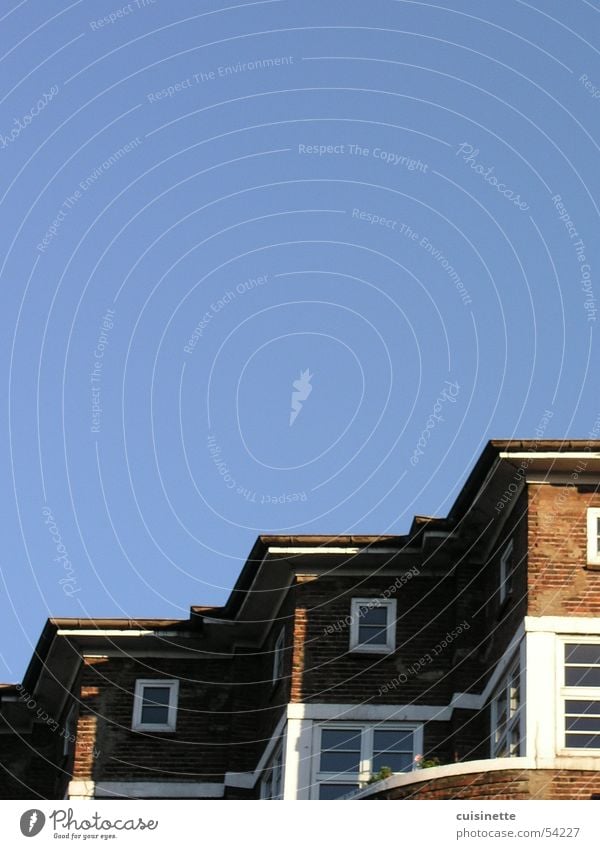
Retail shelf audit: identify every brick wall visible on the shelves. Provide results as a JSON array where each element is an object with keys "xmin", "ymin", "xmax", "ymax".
[
  {"xmin": 294, "ymin": 570, "xmax": 459, "ymax": 705},
  {"xmin": 363, "ymin": 768, "xmax": 600, "ymax": 800},
  {"xmin": 480, "ymin": 490, "xmax": 528, "ymax": 672},
  {"xmin": 72, "ymin": 623, "xmax": 294, "ymax": 787},
  {"xmin": 528, "ymin": 483, "xmax": 600, "ymax": 616},
  {"xmin": 73, "ymin": 655, "xmax": 240, "ymax": 783}
]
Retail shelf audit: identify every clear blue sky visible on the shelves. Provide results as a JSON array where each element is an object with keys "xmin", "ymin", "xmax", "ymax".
[{"xmin": 1, "ymin": 0, "xmax": 599, "ymax": 680}]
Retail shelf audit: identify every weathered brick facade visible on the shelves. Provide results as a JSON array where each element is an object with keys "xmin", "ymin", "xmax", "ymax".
[
  {"xmin": 528, "ymin": 483, "xmax": 600, "ymax": 617},
  {"xmin": 362, "ymin": 766, "xmax": 600, "ymax": 800}
]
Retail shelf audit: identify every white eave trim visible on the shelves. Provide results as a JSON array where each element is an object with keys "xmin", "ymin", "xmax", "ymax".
[
  {"xmin": 499, "ymin": 451, "xmax": 600, "ymax": 460},
  {"xmin": 525, "ymin": 616, "xmax": 600, "ymax": 634},
  {"xmin": 287, "ymin": 703, "xmax": 454, "ymax": 722},
  {"xmin": 269, "ymin": 546, "xmax": 361, "ymax": 555},
  {"xmin": 57, "ymin": 630, "xmax": 187, "ymax": 638},
  {"xmin": 94, "ymin": 781, "xmax": 225, "ymax": 798}
]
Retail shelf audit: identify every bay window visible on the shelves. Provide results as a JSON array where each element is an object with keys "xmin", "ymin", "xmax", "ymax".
[
  {"xmin": 314, "ymin": 722, "xmax": 417, "ymax": 799},
  {"xmin": 491, "ymin": 657, "xmax": 521, "ymax": 757},
  {"xmin": 562, "ymin": 641, "xmax": 600, "ymax": 750}
]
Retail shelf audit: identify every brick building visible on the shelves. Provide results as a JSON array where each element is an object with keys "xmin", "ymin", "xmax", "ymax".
[{"xmin": 2, "ymin": 439, "xmax": 600, "ymax": 800}]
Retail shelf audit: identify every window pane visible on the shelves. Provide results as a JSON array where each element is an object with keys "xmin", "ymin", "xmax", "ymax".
[
  {"xmin": 358, "ymin": 606, "xmax": 388, "ymax": 626},
  {"xmin": 321, "ymin": 729, "xmax": 361, "ymax": 750},
  {"xmin": 358, "ymin": 625, "xmax": 388, "ymax": 645},
  {"xmin": 319, "ymin": 751, "xmax": 361, "ymax": 773},
  {"xmin": 510, "ymin": 726, "xmax": 520, "ymax": 755},
  {"xmin": 140, "ymin": 704, "xmax": 169, "ymax": 724},
  {"xmin": 565, "ymin": 667, "xmax": 600, "ymax": 687},
  {"xmin": 566, "ymin": 716, "xmax": 600, "ymax": 732},
  {"xmin": 373, "ymin": 730, "xmax": 413, "ymax": 752},
  {"xmin": 495, "ymin": 690, "xmax": 508, "ymax": 728},
  {"xmin": 142, "ymin": 686, "xmax": 170, "ymax": 706},
  {"xmin": 318, "ymin": 783, "xmax": 358, "ymax": 800},
  {"xmin": 495, "ymin": 737, "xmax": 509, "ymax": 757},
  {"xmin": 565, "ymin": 644, "xmax": 600, "ymax": 665},
  {"xmin": 372, "ymin": 752, "xmax": 413, "ymax": 773},
  {"xmin": 565, "ymin": 733, "xmax": 600, "ymax": 749},
  {"xmin": 509, "ymin": 680, "xmax": 520, "ymax": 715},
  {"xmin": 565, "ymin": 700, "xmax": 600, "ymax": 715}
]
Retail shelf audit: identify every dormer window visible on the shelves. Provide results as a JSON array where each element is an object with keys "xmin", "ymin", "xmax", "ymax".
[
  {"xmin": 132, "ymin": 679, "xmax": 179, "ymax": 732},
  {"xmin": 349, "ymin": 599, "xmax": 396, "ymax": 654},
  {"xmin": 586, "ymin": 508, "xmax": 600, "ymax": 567}
]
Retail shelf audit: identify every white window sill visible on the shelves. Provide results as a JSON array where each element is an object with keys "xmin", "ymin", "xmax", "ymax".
[
  {"xmin": 349, "ymin": 645, "xmax": 394, "ymax": 655},
  {"xmin": 556, "ymin": 748, "xmax": 600, "ymax": 757}
]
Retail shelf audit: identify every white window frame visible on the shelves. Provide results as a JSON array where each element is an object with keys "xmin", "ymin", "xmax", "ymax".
[
  {"xmin": 499, "ymin": 539, "xmax": 514, "ymax": 604},
  {"xmin": 132, "ymin": 679, "xmax": 179, "ymax": 732},
  {"xmin": 557, "ymin": 635, "xmax": 600, "ymax": 754},
  {"xmin": 586, "ymin": 508, "xmax": 600, "ymax": 566},
  {"xmin": 490, "ymin": 655, "xmax": 522, "ymax": 757},
  {"xmin": 260, "ymin": 739, "xmax": 284, "ymax": 799},
  {"xmin": 349, "ymin": 598, "xmax": 396, "ymax": 654},
  {"xmin": 312, "ymin": 721, "xmax": 420, "ymax": 799},
  {"xmin": 272, "ymin": 627, "xmax": 285, "ymax": 684}
]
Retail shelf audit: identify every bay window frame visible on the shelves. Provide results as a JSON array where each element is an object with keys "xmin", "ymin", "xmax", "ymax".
[
  {"xmin": 557, "ymin": 635, "xmax": 600, "ymax": 754},
  {"xmin": 312, "ymin": 721, "xmax": 421, "ymax": 799}
]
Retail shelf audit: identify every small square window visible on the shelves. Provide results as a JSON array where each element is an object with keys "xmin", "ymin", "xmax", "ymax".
[
  {"xmin": 349, "ymin": 599, "xmax": 396, "ymax": 654},
  {"xmin": 132, "ymin": 679, "xmax": 178, "ymax": 732},
  {"xmin": 587, "ymin": 509, "xmax": 600, "ymax": 566}
]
